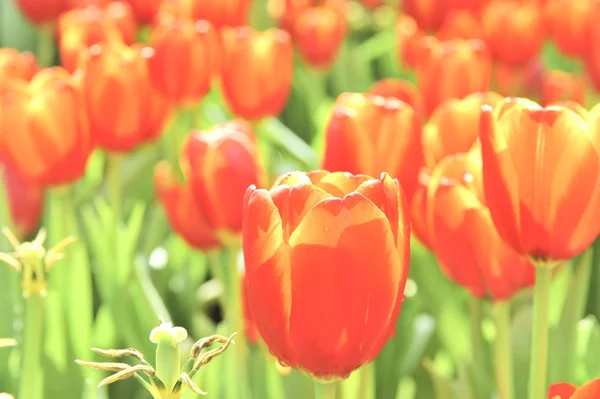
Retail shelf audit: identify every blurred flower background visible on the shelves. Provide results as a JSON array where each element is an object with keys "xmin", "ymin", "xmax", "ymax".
[{"xmin": 2, "ymin": 0, "xmax": 600, "ymax": 398}]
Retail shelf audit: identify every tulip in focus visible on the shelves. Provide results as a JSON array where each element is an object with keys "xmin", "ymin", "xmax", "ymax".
[
  {"xmin": 322, "ymin": 92, "xmax": 423, "ymax": 201},
  {"xmin": 548, "ymin": 379, "xmax": 600, "ymax": 398},
  {"xmin": 147, "ymin": 12, "xmax": 214, "ymax": 105},
  {"xmin": 544, "ymin": 0, "xmax": 599, "ymax": 57},
  {"xmin": 79, "ymin": 40, "xmax": 172, "ymax": 152},
  {"xmin": 0, "ymin": 49, "xmax": 38, "ymax": 83},
  {"xmin": 482, "ymin": 0, "xmax": 545, "ymax": 66},
  {"xmin": 427, "ymin": 148, "xmax": 535, "ymax": 300},
  {"xmin": 369, "ymin": 79, "xmax": 421, "ymax": 111},
  {"xmin": 179, "ymin": 0, "xmax": 253, "ymax": 29},
  {"xmin": 154, "ymin": 161, "xmax": 220, "ymax": 251},
  {"xmin": 1, "ymin": 156, "xmax": 44, "ymax": 239},
  {"xmin": 0, "ymin": 67, "xmax": 93, "ymax": 186},
  {"xmin": 480, "ymin": 98, "xmax": 600, "ymax": 262},
  {"xmin": 293, "ymin": 4, "xmax": 346, "ymax": 69},
  {"xmin": 540, "ymin": 70, "xmax": 586, "ymax": 107},
  {"xmin": 181, "ymin": 120, "xmax": 267, "ymax": 240},
  {"xmin": 243, "ymin": 170, "xmax": 410, "ymax": 379},
  {"xmin": 417, "ymin": 39, "xmax": 492, "ymax": 117},
  {"xmin": 219, "ymin": 27, "xmax": 293, "ymax": 120},
  {"xmin": 58, "ymin": 2, "xmax": 137, "ymax": 72}
]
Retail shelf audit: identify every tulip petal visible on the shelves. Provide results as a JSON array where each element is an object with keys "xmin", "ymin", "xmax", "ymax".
[
  {"xmin": 242, "ymin": 187, "xmax": 295, "ymax": 366},
  {"xmin": 572, "ymin": 379, "xmax": 600, "ymax": 399},
  {"xmin": 288, "ymin": 193, "xmax": 402, "ymax": 378},
  {"xmin": 311, "ymin": 171, "xmax": 372, "ymax": 198},
  {"xmin": 548, "ymin": 382, "xmax": 577, "ymax": 399}
]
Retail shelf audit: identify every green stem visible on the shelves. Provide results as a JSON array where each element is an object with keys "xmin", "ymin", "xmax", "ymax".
[
  {"xmin": 18, "ymin": 294, "xmax": 45, "ymax": 399},
  {"xmin": 469, "ymin": 296, "xmax": 484, "ymax": 363},
  {"xmin": 107, "ymin": 155, "xmax": 122, "ymax": 229},
  {"xmin": 36, "ymin": 24, "xmax": 55, "ymax": 67},
  {"xmin": 493, "ymin": 301, "xmax": 514, "ymax": 399},
  {"xmin": 314, "ymin": 381, "xmax": 337, "ymax": 399},
  {"xmin": 528, "ymin": 266, "xmax": 553, "ymax": 399}
]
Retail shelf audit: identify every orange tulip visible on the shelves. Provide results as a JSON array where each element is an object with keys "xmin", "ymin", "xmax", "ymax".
[
  {"xmin": 0, "ymin": 49, "xmax": 38, "ymax": 83},
  {"xmin": 422, "ymin": 91, "xmax": 504, "ymax": 169},
  {"xmin": 396, "ymin": 14, "xmax": 426, "ymax": 69},
  {"xmin": 322, "ymin": 92, "xmax": 423, "ymax": 201},
  {"xmin": 147, "ymin": 13, "xmax": 213, "ymax": 105},
  {"xmin": 548, "ymin": 379, "xmax": 600, "ymax": 398},
  {"xmin": 411, "ymin": 169, "xmax": 433, "ymax": 249},
  {"xmin": 482, "ymin": 0, "xmax": 545, "ymax": 66},
  {"xmin": 15, "ymin": 0, "xmax": 67, "ymax": 23},
  {"xmin": 0, "ymin": 67, "xmax": 93, "ymax": 186},
  {"xmin": 181, "ymin": 121, "xmax": 267, "ymax": 238},
  {"xmin": 417, "ymin": 38, "xmax": 492, "ymax": 117},
  {"xmin": 242, "ymin": 170, "xmax": 410, "ymax": 379},
  {"xmin": 219, "ymin": 27, "xmax": 293, "ymax": 120},
  {"xmin": 540, "ymin": 70, "xmax": 586, "ymax": 107},
  {"xmin": 427, "ymin": 149, "xmax": 535, "ymax": 300},
  {"xmin": 544, "ymin": 0, "xmax": 598, "ymax": 57},
  {"xmin": 480, "ymin": 98, "xmax": 600, "ymax": 262},
  {"xmin": 154, "ymin": 161, "xmax": 220, "ymax": 250},
  {"xmin": 121, "ymin": 0, "xmax": 162, "ymax": 24},
  {"xmin": 293, "ymin": 4, "xmax": 346, "ymax": 69},
  {"xmin": 369, "ymin": 78, "xmax": 421, "ymax": 111},
  {"xmin": 79, "ymin": 41, "xmax": 172, "ymax": 152},
  {"xmin": 179, "ymin": 0, "xmax": 253, "ymax": 29},
  {"xmin": 402, "ymin": 0, "xmax": 446, "ymax": 31},
  {"xmin": 437, "ymin": 9, "xmax": 483, "ymax": 41},
  {"xmin": 58, "ymin": 2, "xmax": 137, "ymax": 72},
  {"xmin": 241, "ymin": 268, "xmax": 260, "ymax": 345},
  {"xmin": 586, "ymin": 23, "xmax": 600, "ymax": 92},
  {"xmin": 1, "ymin": 156, "xmax": 44, "ymax": 239}
]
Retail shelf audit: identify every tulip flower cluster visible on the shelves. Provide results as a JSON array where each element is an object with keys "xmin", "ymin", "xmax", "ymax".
[{"xmin": 1, "ymin": 0, "xmax": 600, "ymax": 399}]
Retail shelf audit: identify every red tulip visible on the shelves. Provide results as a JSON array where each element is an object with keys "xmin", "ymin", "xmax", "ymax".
[
  {"xmin": 179, "ymin": 0, "xmax": 253, "ymax": 29},
  {"xmin": 16, "ymin": 0, "xmax": 67, "ymax": 23},
  {"xmin": 540, "ymin": 70, "xmax": 586, "ymax": 107},
  {"xmin": 243, "ymin": 170, "xmax": 410, "ymax": 379},
  {"xmin": 548, "ymin": 379, "xmax": 600, "ymax": 398},
  {"xmin": 544, "ymin": 0, "xmax": 599, "ymax": 57},
  {"xmin": 396, "ymin": 14, "xmax": 426, "ymax": 69},
  {"xmin": 369, "ymin": 79, "xmax": 421, "ymax": 111},
  {"xmin": 437, "ymin": 9, "xmax": 483, "ymax": 41},
  {"xmin": 0, "ymin": 49, "xmax": 38, "ymax": 83},
  {"xmin": 121, "ymin": 0, "xmax": 162, "ymax": 24}
]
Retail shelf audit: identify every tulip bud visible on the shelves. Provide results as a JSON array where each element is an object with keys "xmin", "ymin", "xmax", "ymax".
[
  {"xmin": 154, "ymin": 161, "xmax": 221, "ymax": 250},
  {"xmin": 15, "ymin": 0, "xmax": 67, "ymax": 24},
  {"xmin": 58, "ymin": 2, "xmax": 137, "ymax": 72},
  {"xmin": 395, "ymin": 14, "xmax": 425, "ymax": 69},
  {"xmin": 79, "ymin": 41, "xmax": 172, "ymax": 152},
  {"xmin": 147, "ymin": 13, "xmax": 214, "ymax": 105},
  {"xmin": 417, "ymin": 39, "xmax": 492, "ymax": 117},
  {"xmin": 0, "ymin": 67, "xmax": 93, "ymax": 186},
  {"xmin": 179, "ymin": 0, "xmax": 253, "ymax": 29},
  {"xmin": 181, "ymin": 121, "xmax": 267, "ymax": 239},
  {"xmin": 544, "ymin": 0, "xmax": 599, "ymax": 57},
  {"xmin": 322, "ymin": 92, "xmax": 423, "ymax": 201},
  {"xmin": 219, "ymin": 27, "xmax": 293, "ymax": 120},
  {"xmin": 369, "ymin": 78, "xmax": 421, "ymax": 112},
  {"xmin": 436, "ymin": 9, "xmax": 483, "ymax": 41},
  {"xmin": 482, "ymin": 0, "xmax": 545, "ymax": 66},
  {"xmin": 0, "ymin": 49, "xmax": 38, "ymax": 83},
  {"xmin": 243, "ymin": 170, "xmax": 410, "ymax": 379},
  {"xmin": 293, "ymin": 4, "xmax": 346, "ymax": 69},
  {"xmin": 121, "ymin": 0, "xmax": 162, "ymax": 24}
]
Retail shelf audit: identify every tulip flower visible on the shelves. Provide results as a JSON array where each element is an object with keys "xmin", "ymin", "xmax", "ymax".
[
  {"xmin": 586, "ymin": 23, "xmax": 600, "ymax": 92},
  {"xmin": 147, "ymin": 13, "xmax": 214, "ymax": 105},
  {"xmin": 1, "ymin": 156, "xmax": 44, "ymax": 239},
  {"xmin": 219, "ymin": 27, "xmax": 293, "ymax": 120},
  {"xmin": 410, "ymin": 169, "xmax": 433, "ymax": 249},
  {"xmin": 179, "ymin": 0, "xmax": 253, "ymax": 29},
  {"xmin": 402, "ymin": 0, "xmax": 446, "ymax": 31},
  {"xmin": 480, "ymin": 98, "xmax": 600, "ymax": 261},
  {"xmin": 395, "ymin": 14, "xmax": 426, "ymax": 69},
  {"xmin": 241, "ymin": 269, "xmax": 259, "ymax": 345},
  {"xmin": 544, "ymin": 0, "xmax": 598, "ymax": 57},
  {"xmin": 0, "ymin": 67, "xmax": 93, "ymax": 186},
  {"xmin": 242, "ymin": 170, "xmax": 410, "ymax": 379},
  {"xmin": 322, "ymin": 92, "xmax": 423, "ymax": 201},
  {"xmin": 437, "ymin": 9, "xmax": 483, "ymax": 41},
  {"xmin": 181, "ymin": 120, "xmax": 267, "ymax": 239},
  {"xmin": 79, "ymin": 40, "xmax": 172, "ymax": 152},
  {"xmin": 121, "ymin": 0, "xmax": 162, "ymax": 24},
  {"xmin": 293, "ymin": 4, "xmax": 346, "ymax": 69},
  {"xmin": 154, "ymin": 161, "xmax": 220, "ymax": 251},
  {"xmin": 492, "ymin": 58, "xmax": 544, "ymax": 99},
  {"xmin": 0, "ymin": 49, "xmax": 38, "ymax": 83},
  {"xmin": 422, "ymin": 91, "xmax": 503, "ymax": 169},
  {"xmin": 548, "ymin": 379, "xmax": 600, "ymax": 398},
  {"xmin": 417, "ymin": 39, "xmax": 492, "ymax": 117},
  {"xmin": 481, "ymin": 0, "xmax": 545, "ymax": 66},
  {"xmin": 540, "ymin": 70, "xmax": 586, "ymax": 107},
  {"xmin": 369, "ymin": 79, "xmax": 421, "ymax": 111},
  {"xmin": 15, "ymin": 0, "xmax": 67, "ymax": 23},
  {"xmin": 58, "ymin": 2, "xmax": 137, "ymax": 72},
  {"xmin": 427, "ymin": 149, "xmax": 535, "ymax": 300}
]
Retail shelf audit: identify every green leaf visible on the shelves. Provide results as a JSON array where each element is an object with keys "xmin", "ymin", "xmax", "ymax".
[{"xmin": 422, "ymin": 358, "xmax": 457, "ymax": 399}]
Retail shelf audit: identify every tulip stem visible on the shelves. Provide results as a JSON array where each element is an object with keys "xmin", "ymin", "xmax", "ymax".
[
  {"xmin": 18, "ymin": 294, "xmax": 45, "ymax": 399},
  {"xmin": 36, "ymin": 24, "xmax": 55, "ymax": 67},
  {"xmin": 107, "ymin": 155, "xmax": 122, "ymax": 228},
  {"xmin": 493, "ymin": 300, "xmax": 514, "ymax": 399},
  {"xmin": 314, "ymin": 381, "xmax": 337, "ymax": 399},
  {"xmin": 528, "ymin": 266, "xmax": 553, "ymax": 399}
]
